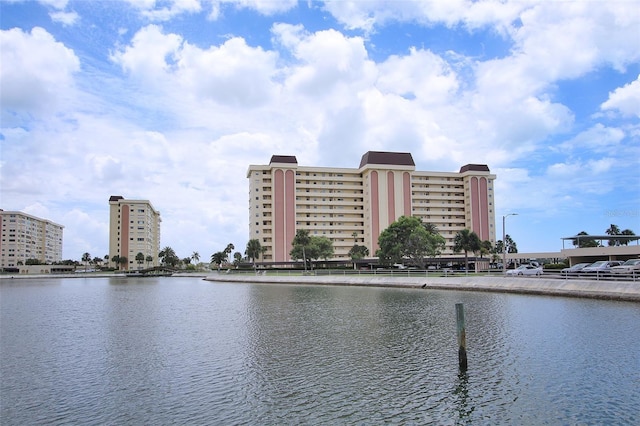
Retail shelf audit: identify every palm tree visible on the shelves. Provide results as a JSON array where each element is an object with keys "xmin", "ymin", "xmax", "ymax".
[
  {"xmin": 112, "ymin": 255, "xmax": 120, "ymax": 270},
  {"xmin": 224, "ymin": 244, "xmax": 235, "ymax": 263},
  {"xmin": 211, "ymin": 252, "xmax": 226, "ymax": 271},
  {"xmin": 118, "ymin": 256, "xmax": 128, "ymax": 271},
  {"xmin": 104, "ymin": 254, "xmax": 110, "ymax": 268},
  {"xmin": 606, "ymin": 224, "xmax": 621, "ymax": 246},
  {"xmin": 191, "ymin": 251, "xmax": 200, "ymax": 265},
  {"xmin": 620, "ymin": 229, "xmax": 636, "ymax": 246},
  {"xmin": 145, "ymin": 255, "xmax": 153, "ymax": 268},
  {"xmin": 159, "ymin": 246, "xmax": 178, "ymax": 267},
  {"xmin": 453, "ymin": 229, "xmax": 481, "ymax": 272},
  {"xmin": 93, "ymin": 257, "xmax": 103, "ymax": 270},
  {"xmin": 233, "ymin": 252, "xmax": 242, "ymax": 266},
  {"xmin": 81, "ymin": 252, "xmax": 91, "ymax": 272},
  {"xmin": 135, "ymin": 252, "xmax": 145, "ymax": 269},
  {"xmin": 245, "ymin": 239, "xmax": 263, "ymax": 269}
]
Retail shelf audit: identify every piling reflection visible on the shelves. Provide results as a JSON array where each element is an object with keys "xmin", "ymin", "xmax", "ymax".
[{"xmin": 453, "ymin": 370, "xmax": 474, "ymax": 424}]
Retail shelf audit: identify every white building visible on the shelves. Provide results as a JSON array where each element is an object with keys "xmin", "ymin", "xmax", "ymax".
[
  {"xmin": 0, "ymin": 210, "xmax": 64, "ymax": 269},
  {"xmin": 247, "ymin": 151, "xmax": 497, "ymax": 263}
]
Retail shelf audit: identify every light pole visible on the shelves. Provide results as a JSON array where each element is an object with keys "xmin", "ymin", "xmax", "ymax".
[{"xmin": 503, "ymin": 213, "xmax": 518, "ymax": 275}]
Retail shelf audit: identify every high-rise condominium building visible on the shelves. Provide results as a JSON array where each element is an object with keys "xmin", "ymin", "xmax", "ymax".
[
  {"xmin": 0, "ymin": 210, "xmax": 64, "ymax": 267},
  {"xmin": 247, "ymin": 151, "xmax": 496, "ymax": 263},
  {"xmin": 108, "ymin": 196, "xmax": 161, "ymax": 270}
]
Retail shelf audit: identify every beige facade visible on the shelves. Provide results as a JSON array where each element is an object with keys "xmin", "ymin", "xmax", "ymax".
[
  {"xmin": 247, "ymin": 151, "xmax": 497, "ymax": 263},
  {"xmin": 0, "ymin": 210, "xmax": 64, "ymax": 268},
  {"xmin": 108, "ymin": 196, "xmax": 161, "ymax": 270}
]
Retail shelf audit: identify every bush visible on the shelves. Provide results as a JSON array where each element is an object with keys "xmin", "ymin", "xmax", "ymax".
[{"xmin": 545, "ymin": 263, "xmax": 568, "ymax": 270}]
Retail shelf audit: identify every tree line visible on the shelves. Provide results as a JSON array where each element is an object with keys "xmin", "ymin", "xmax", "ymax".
[
  {"xmin": 572, "ymin": 224, "xmax": 636, "ymax": 247},
  {"xmin": 62, "ymin": 222, "xmax": 636, "ymax": 272}
]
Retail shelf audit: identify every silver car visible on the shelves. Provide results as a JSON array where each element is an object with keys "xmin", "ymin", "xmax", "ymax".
[
  {"xmin": 580, "ymin": 260, "xmax": 623, "ymax": 273},
  {"xmin": 610, "ymin": 259, "xmax": 640, "ymax": 275},
  {"xmin": 561, "ymin": 262, "xmax": 592, "ymax": 274}
]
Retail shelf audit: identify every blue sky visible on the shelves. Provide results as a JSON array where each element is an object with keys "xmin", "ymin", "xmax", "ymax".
[{"xmin": 1, "ymin": 0, "xmax": 639, "ymax": 261}]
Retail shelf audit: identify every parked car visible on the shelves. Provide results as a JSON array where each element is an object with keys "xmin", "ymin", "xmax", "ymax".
[
  {"xmin": 561, "ymin": 262, "xmax": 592, "ymax": 274},
  {"xmin": 506, "ymin": 264, "xmax": 543, "ymax": 276},
  {"xmin": 609, "ymin": 259, "xmax": 640, "ymax": 275},
  {"xmin": 580, "ymin": 261, "xmax": 623, "ymax": 274}
]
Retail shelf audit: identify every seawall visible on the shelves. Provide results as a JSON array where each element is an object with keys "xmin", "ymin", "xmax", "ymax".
[{"xmin": 204, "ymin": 274, "xmax": 640, "ymax": 302}]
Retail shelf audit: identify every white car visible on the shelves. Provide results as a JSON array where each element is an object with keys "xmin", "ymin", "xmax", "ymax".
[
  {"xmin": 506, "ymin": 265, "xmax": 543, "ymax": 276},
  {"xmin": 610, "ymin": 259, "xmax": 640, "ymax": 275},
  {"xmin": 580, "ymin": 261, "xmax": 623, "ymax": 273}
]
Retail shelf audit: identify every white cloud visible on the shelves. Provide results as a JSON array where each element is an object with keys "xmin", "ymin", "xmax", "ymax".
[
  {"xmin": 110, "ymin": 25, "xmax": 182, "ymax": 80},
  {"xmin": 601, "ymin": 75, "xmax": 640, "ymax": 118},
  {"xmin": 178, "ymin": 37, "xmax": 279, "ymax": 107},
  {"xmin": 50, "ymin": 10, "xmax": 79, "ymax": 26},
  {"xmin": 557, "ymin": 124, "xmax": 625, "ymax": 153},
  {"xmin": 223, "ymin": 0, "xmax": 298, "ymax": 15},
  {"xmin": 0, "ymin": 27, "xmax": 79, "ymax": 114},
  {"xmin": 322, "ymin": 0, "xmax": 529, "ymax": 32}
]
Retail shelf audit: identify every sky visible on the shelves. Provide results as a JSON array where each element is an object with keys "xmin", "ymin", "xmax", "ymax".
[{"xmin": 1, "ymin": 0, "xmax": 639, "ymax": 262}]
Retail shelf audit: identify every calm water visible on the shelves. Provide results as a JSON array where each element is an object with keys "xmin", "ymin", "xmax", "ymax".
[{"xmin": 1, "ymin": 277, "xmax": 638, "ymax": 425}]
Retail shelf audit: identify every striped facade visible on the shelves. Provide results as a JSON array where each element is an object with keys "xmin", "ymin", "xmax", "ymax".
[
  {"xmin": 0, "ymin": 210, "xmax": 64, "ymax": 267},
  {"xmin": 108, "ymin": 196, "xmax": 161, "ymax": 270},
  {"xmin": 247, "ymin": 152, "xmax": 496, "ymax": 263}
]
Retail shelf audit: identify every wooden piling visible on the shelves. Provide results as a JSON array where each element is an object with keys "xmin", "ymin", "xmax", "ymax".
[{"xmin": 456, "ymin": 303, "xmax": 468, "ymax": 371}]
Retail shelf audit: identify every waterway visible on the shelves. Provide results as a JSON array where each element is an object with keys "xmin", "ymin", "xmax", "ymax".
[{"xmin": 1, "ymin": 276, "xmax": 638, "ymax": 425}]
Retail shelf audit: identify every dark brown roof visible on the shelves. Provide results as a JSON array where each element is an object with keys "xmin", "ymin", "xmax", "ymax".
[
  {"xmin": 109, "ymin": 195, "xmax": 124, "ymax": 202},
  {"xmin": 359, "ymin": 151, "xmax": 415, "ymax": 168},
  {"xmin": 270, "ymin": 155, "xmax": 298, "ymax": 165},
  {"xmin": 459, "ymin": 164, "xmax": 490, "ymax": 173}
]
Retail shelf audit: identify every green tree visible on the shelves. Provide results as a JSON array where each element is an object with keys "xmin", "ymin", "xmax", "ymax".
[
  {"xmin": 81, "ymin": 252, "xmax": 91, "ymax": 272},
  {"xmin": 245, "ymin": 239, "xmax": 264, "ymax": 268},
  {"xmin": 25, "ymin": 258, "xmax": 43, "ymax": 265},
  {"xmin": 191, "ymin": 251, "xmax": 200, "ymax": 265},
  {"xmin": 118, "ymin": 256, "xmax": 128, "ymax": 270},
  {"xmin": 453, "ymin": 229, "xmax": 482, "ymax": 272},
  {"xmin": 348, "ymin": 244, "xmax": 369, "ymax": 267},
  {"xmin": 310, "ymin": 236, "xmax": 334, "ymax": 265},
  {"xmin": 159, "ymin": 246, "xmax": 179, "ymax": 267},
  {"xmin": 606, "ymin": 224, "xmax": 621, "ymax": 246},
  {"xmin": 224, "ymin": 244, "xmax": 235, "ymax": 263},
  {"xmin": 112, "ymin": 255, "xmax": 120, "ymax": 270},
  {"xmin": 376, "ymin": 216, "xmax": 444, "ymax": 268},
  {"xmin": 92, "ymin": 257, "xmax": 103, "ymax": 269},
  {"xmin": 136, "ymin": 252, "xmax": 145, "ymax": 269},
  {"xmin": 104, "ymin": 254, "xmax": 110, "ymax": 267},
  {"xmin": 504, "ymin": 234, "xmax": 518, "ymax": 253},
  {"xmin": 572, "ymin": 231, "xmax": 598, "ymax": 248},
  {"xmin": 291, "ymin": 229, "xmax": 311, "ymax": 272},
  {"xmin": 211, "ymin": 251, "xmax": 226, "ymax": 271},
  {"xmin": 233, "ymin": 251, "xmax": 243, "ymax": 267},
  {"xmin": 145, "ymin": 255, "xmax": 153, "ymax": 268},
  {"xmin": 620, "ymin": 229, "xmax": 636, "ymax": 245}
]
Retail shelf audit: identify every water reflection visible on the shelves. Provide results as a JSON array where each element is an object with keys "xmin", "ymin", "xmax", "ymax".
[
  {"xmin": 1, "ymin": 278, "xmax": 638, "ymax": 425},
  {"xmin": 453, "ymin": 371, "xmax": 473, "ymax": 424}
]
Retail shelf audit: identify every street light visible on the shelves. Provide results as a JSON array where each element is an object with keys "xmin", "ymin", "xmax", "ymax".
[{"xmin": 503, "ymin": 213, "xmax": 518, "ymax": 275}]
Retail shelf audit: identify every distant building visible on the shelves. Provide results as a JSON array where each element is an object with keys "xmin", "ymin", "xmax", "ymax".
[
  {"xmin": 247, "ymin": 151, "xmax": 497, "ymax": 263},
  {"xmin": 0, "ymin": 210, "xmax": 64, "ymax": 269},
  {"xmin": 108, "ymin": 196, "xmax": 161, "ymax": 270}
]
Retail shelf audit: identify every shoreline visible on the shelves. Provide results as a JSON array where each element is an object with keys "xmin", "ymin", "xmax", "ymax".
[
  {"xmin": 2, "ymin": 272, "xmax": 637, "ymax": 302},
  {"xmin": 204, "ymin": 274, "xmax": 640, "ymax": 302}
]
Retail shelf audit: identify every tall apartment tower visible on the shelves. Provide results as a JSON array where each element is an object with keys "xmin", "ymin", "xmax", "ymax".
[
  {"xmin": 108, "ymin": 196, "xmax": 161, "ymax": 270},
  {"xmin": 0, "ymin": 210, "xmax": 64, "ymax": 267},
  {"xmin": 247, "ymin": 151, "xmax": 496, "ymax": 263}
]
